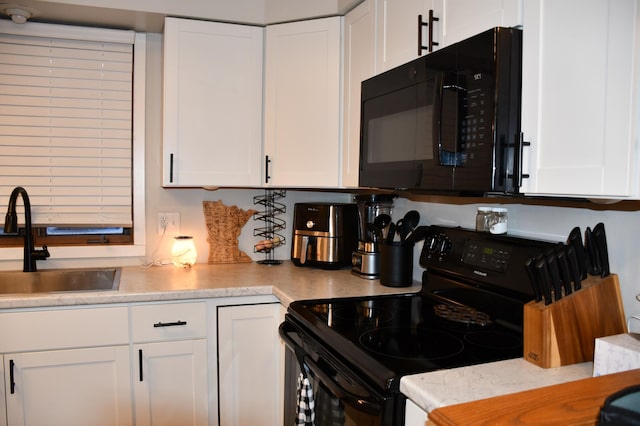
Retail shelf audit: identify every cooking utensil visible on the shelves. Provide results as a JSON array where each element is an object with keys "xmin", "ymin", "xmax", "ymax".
[
  {"xmin": 399, "ymin": 210, "xmax": 420, "ymax": 241},
  {"xmin": 386, "ymin": 222, "xmax": 396, "ymax": 244},
  {"xmin": 567, "ymin": 227, "xmax": 588, "ymax": 280},
  {"xmin": 593, "ymin": 222, "xmax": 610, "ymax": 277},
  {"xmin": 406, "ymin": 225, "xmax": 429, "ymax": 244}
]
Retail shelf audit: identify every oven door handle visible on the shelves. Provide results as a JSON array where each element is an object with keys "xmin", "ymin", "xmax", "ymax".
[
  {"xmin": 302, "ymin": 354, "xmax": 382, "ymax": 415},
  {"xmin": 280, "ymin": 321, "xmax": 382, "ymax": 416}
]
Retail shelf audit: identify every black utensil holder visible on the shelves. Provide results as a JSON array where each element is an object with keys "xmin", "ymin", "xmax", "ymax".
[{"xmin": 380, "ymin": 242, "xmax": 413, "ymax": 287}]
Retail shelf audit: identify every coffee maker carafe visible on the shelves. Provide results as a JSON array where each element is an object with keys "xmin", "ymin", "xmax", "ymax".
[{"xmin": 352, "ymin": 194, "xmax": 395, "ymax": 279}]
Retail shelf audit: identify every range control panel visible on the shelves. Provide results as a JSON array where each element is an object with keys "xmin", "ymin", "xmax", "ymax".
[{"xmin": 420, "ymin": 225, "xmax": 556, "ymax": 298}]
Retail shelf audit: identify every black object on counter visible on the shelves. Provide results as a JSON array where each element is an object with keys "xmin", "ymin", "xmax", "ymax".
[
  {"xmin": 585, "ymin": 226, "xmax": 602, "ymax": 277},
  {"xmin": 535, "ymin": 257, "xmax": 553, "ymax": 305},
  {"xmin": 568, "ymin": 227, "xmax": 589, "ymax": 280},
  {"xmin": 555, "ymin": 244, "xmax": 573, "ymax": 296},
  {"xmin": 525, "ymin": 257, "xmax": 543, "ymax": 303},
  {"xmin": 565, "ymin": 244, "xmax": 583, "ymax": 291},
  {"xmin": 545, "ymin": 252, "xmax": 563, "ymax": 302},
  {"xmin": 593, "ymin": 222, "xmax": 610, "ymax": 278}
]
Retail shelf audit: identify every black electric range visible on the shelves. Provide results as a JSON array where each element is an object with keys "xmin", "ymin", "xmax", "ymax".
[{"xmin": 280, "ymin": 225, "xmax": 556, "ymax": 425}]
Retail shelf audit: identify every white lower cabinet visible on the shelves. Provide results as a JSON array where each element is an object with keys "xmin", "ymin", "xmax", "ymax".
[
  {"xmin": 0, "ymin": 297, "xmax": 284, "ymax": 426},
  {"xmin": 404, "ymin": 398, "xmax": 428, "ymax": 425},
  {"xmin": 131, "ymin": 301, "xmax": 209, "ymax": 426},
  {"xmin": 217, "ymin": 303, "xmax": 282, "ymax": 426},
  {"xmin": 4, "ymin": 347, "xmax": 132, "ymax": 426},
  {"xmin": 0, "ymin": 306, "xmax": 133, "ymax": 426},
  {"xmin": 133, "ymin": 340, "xmax": 208, "ymax": 426}
]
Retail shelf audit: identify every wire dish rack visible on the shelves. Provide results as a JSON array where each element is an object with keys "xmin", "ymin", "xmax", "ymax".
[{"xmin": 253, "ymin": 189, "xmax": 286, "ymax": 265}]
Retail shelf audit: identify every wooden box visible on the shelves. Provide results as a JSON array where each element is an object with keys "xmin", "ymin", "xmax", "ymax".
[{"xmin": 524, "ymin": 274, "xmax": 627, "ymax": 368}]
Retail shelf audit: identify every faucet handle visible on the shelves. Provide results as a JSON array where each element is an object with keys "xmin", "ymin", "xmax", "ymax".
[{"xmin": 33, "ymin": 244, "xmax": 50, "ymax": 261}]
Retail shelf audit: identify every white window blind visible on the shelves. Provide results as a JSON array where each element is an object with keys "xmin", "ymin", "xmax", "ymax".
[{"xmin": 0, "ymin": 22, "xmax": 135, "ymax": 227}]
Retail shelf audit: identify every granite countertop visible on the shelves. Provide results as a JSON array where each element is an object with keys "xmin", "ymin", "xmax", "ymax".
[
  {"xmin": 0, "ymin": 261, "xmax": 421, "ymax": 309},
  {"xmin": 0, "ymin": 261, "xmax": 594, "ymax": 415},
  {"xmin": 401, "ymin": 359, "xmax": 594, "ymax": 415}
]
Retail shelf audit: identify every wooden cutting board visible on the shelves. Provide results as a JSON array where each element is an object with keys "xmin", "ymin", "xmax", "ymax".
[{"xmin": 428, "ymin": 368, "xmax": 640, "ymax": 426}]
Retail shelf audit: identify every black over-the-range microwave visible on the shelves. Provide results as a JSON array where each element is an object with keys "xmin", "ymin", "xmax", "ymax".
[{"xmin": 359, "ymin": 27, "xmax": 524, "ymax": 195}]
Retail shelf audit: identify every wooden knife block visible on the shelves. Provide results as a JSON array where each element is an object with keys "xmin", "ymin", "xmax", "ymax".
[{"xmin": 524, "ymin": 274, "xmax": 627, "ymax": 368}]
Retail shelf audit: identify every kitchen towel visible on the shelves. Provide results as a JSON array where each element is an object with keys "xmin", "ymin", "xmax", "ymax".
[{"xmin": 296, "ymin": 371, "xmax": 315, "ymax": 426}]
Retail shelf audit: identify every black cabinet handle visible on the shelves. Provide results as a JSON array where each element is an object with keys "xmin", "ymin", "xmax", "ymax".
[
  {"xmin": 265, "ymin": 155, "xmax": 271, "ymax": 184},
  {"xmin": 153, "ymin": 320, "xmax": 187, "ymax": 328},
  {"xmin": 169, "ymin": 153, "xmax": 174, "ymax": 183},
  {"xmin": 9, "ymin": 359, "xmax": 15, "ymax": 394},
  {"xmin": 139, "ymin": 349, "xmax": 143, "ymax": 382},
  {"xmin": 516, "ymin": 132, "xmax": 531, "ymax": 187},
  {"xmin": 418, "ymin": 10, "xmax": 439, "ymax": 55}
]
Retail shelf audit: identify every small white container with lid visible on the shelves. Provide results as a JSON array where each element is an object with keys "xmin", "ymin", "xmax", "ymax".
[
  {"xmin": 490, "ymin": 208, "xmax": 508, "ymax": 234},
  {"xmin": 475, "ymin": 207, "xmax": 493, "ymax": 232}
]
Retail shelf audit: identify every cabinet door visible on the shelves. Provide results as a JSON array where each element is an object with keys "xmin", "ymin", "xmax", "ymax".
[
  {"xmin": 134, "ymin": 340, "xmax": 208, "ymax": 426},
  {"xmin": 5, "ymin": 346, "xmax": 133, "ymax": 426},
  {"xmin": 163, "ymin": 18, "xmax": 264, "ymax": 187},
  {"xmin": 376, "ymin": 0, "xmax": 436, "ymax": 72},
  {"xmin": 218, "ymin": 303, "xmax": 282, "ymax": 426},
  {"xmin": 440, "ymin": 0, "xmax": 521, "ymax": 47},
  {"xmin": 521, "ymin": 0, "xmax": 639, "ymax": 198},
  {"xmin": 264, "ymin": 17, "xmax": 342, "ymax": 187},
  {"xmin": 342, "ymin": 0, "xmax": 377, "ymax": 187}
]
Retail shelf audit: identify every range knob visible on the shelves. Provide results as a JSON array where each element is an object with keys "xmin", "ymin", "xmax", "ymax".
[{"xmin": 437, "ymin": 236, "xmax": 452, "ymax": 256}]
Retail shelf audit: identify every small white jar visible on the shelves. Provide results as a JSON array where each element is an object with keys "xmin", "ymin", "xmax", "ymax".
[
  {"xmin": 475, "ymin": 207, "xmax": 493, "ymax": 232},
  {"xmin": 490, "ymin": 208, "xmax": 508, "ymax": 234}
]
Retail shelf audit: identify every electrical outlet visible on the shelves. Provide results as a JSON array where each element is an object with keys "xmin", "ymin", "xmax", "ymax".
[{"xmin": 158, "ymin": 212, "xmax": 180, "ymax": 235}]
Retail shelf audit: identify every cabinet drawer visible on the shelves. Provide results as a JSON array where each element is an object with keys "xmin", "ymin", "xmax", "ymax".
[
  {"xmin": 131, "ymin": 301, "xmax": 207, "ymax": 342},
  {"xmin": 0, "ymin": 306, "xmax": 129, "ymax": 353}
]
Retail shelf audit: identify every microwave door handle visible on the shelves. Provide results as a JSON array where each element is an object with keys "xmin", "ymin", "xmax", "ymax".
[{"xmin": 279, "ymin": 322, "xmax": 382, "ymax": 416}]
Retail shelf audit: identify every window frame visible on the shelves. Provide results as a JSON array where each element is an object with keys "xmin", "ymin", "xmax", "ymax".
[{"xmin": 0, "ymin": 26, "xmax": 146, "ymax": 261}]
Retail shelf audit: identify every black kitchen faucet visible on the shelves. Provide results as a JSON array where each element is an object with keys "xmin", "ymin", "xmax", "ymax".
[{"xmin": 4, "ymin": 186, "xmax": 50, "ymax": 272}]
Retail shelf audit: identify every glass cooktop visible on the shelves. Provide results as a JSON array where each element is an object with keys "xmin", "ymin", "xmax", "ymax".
[{"xmin": 287, "ymin": 290, "xmax": 523, "ymax": 391}]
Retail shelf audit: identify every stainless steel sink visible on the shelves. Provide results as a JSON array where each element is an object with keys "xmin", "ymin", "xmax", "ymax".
[{"xmin": 0, "ymin": 267, "xmax": 121, "ymax": 295}]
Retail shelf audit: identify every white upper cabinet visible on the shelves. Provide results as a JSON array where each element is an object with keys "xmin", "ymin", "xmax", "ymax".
[
  {"xmin": 163, "ymin": 18, "xmax": 264, "ymax": 187},
  {"xmin": 342, "ymin": 0, "xmax": 377, "ymax": 187},
  {"xmin": 375, "ymin": 0, "xmax": 520, "ymax": 73},
  {"xmin": 520, "ymin": 0, "xmax": 640, "ymax": 198},
  {"xmin": 264, "ymin": 17, "xmax": 342, "ymax": 187},
  {"xmin": 376, "ymin": 0, "xmax": 435, "ymax": 72},
  {"xmin": 439, "ymin": 0, "xmax": 521, "ymax": 47}
]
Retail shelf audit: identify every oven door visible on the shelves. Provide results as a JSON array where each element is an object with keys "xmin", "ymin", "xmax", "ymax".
[{"xmin": 279, "ymin": 319, "xmax": 403, "ymax": 426}]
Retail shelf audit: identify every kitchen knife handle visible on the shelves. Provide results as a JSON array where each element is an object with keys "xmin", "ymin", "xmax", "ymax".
[
  {"xmin": 535, "ymin": 258, "xmax": 553, "ymax": 305},
  {"xmin": 565, "ymin": 244, "xmax": 582, "ymax": 291},
  {"xmin": 593, "ymin": 223, "xmax": 610, "ymax": 277},
  {"xmin": 545, "ymin": 254, "xmax": 563, "ymax": 301},
  {"xmin": 568, "ymin": 227, "xmax": 588, "ymax": 280},
  {"xmin": 555, "ymin": 245, "xmax": 573, "ymax": 296},
  {"xmin": 585, "ymin": 226, "xmax": 602, "ymax": 276},
  {"xmin": 525, "ymin": 257, "xmax": 542, "ymax": 302}
]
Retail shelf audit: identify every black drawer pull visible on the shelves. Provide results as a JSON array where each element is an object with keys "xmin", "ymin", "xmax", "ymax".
[
  {"xmin": 9, "ymin": 359, "xmax": 15, "ymax": 394},
  {"xmin": 153, "ymin": 320, "xmax": 187, "ymax": 328}
]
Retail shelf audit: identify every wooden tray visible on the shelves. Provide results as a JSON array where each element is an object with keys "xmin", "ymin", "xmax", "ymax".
[{"xmin": 524, "ymin": 274, "xmax": 627, "ymax": 368}]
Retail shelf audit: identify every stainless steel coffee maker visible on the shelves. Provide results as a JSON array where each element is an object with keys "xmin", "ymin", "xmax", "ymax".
[{"xmin": 351, "ymin": 194, "xmax": 395, "ymax": 279}]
